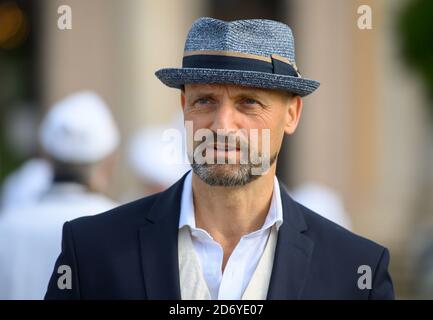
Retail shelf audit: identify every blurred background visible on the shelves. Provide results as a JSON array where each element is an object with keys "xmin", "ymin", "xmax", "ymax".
[{"xmin": 1, "ymin": 0, "xmax": 433, "ymax": 299}]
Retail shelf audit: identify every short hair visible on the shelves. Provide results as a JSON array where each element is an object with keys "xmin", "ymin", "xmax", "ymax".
[{"xmin": 51, "ymin": 159, "xmax": 96, "ymax": 187}]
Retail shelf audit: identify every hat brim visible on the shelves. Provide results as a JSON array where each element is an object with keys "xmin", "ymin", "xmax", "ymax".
[{"xmin": 155, "ymin": 68, "xmax": 320, "ymax": 97}]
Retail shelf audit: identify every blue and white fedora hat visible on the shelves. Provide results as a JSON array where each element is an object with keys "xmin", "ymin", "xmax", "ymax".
[{"xmin": 155, "ymin": 17, "xmax": 320, "ymax": 97}]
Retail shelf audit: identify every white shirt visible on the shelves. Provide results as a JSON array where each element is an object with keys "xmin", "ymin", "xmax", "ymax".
[
  {"xmin": 179, "ymin": 171, "xmax": 283, "ymax": 300},
  {"xmin": 0, "ymin": 183, "xmax": 117, "ymax": 299},
  {"xmin": 0, "ymin": 158, "xmax": 52, "ymax": 211}
]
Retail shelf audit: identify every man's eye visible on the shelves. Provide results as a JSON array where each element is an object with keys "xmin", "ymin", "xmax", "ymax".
[
  {"xmin": 195, "ymin": 98, "xmax": 212, "ymax": 105},
  {"xmin": 241, "ymin": 98, "xmax": 260, "ymax": 106}
]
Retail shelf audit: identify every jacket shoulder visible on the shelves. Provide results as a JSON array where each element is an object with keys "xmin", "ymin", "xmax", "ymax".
[
  {"xmin": 66, "ymin": 192, "xmax": 160, "ymax": 235},
  {"xmin": 294, "ymin": 201, "xmax": 394, "ymax": 299},
  {"xmin": 298, "ymin": 201, "xmax": 387, "ymax": 259}
]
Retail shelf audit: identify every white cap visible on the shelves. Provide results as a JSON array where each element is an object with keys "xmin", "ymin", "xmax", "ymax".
[
  {"xmin": 128, "ymin": 124, "xmax": 190, "ymax": 187},
  {"xmin": 39, "ymin": 91, "xmax": 119, "ymax": 164}
]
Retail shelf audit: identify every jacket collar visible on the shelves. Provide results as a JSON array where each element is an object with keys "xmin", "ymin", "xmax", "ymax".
[
  {"xmin": 266, "ymin": 182, "xmax": 314, "ymax": 299},
  {"xmin": 178, "ymin": 170, "xmax": 284, "ymax": 232},
  {"xmin": 138, "ymin": 172, "xmax": 187, "ymax": 299}
]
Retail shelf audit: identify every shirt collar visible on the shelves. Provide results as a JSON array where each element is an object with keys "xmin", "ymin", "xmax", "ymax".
[{"xmin": 179, "ymin": 171, "xmax": 283, "ymax": 232}]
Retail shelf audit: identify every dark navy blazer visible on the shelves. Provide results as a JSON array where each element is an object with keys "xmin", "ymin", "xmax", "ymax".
[{"xmin": 45, "ymin": 172, "xmax": 394, "ymax": 299}]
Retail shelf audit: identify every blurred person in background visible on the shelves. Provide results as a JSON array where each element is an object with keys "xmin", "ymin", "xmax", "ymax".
[
  {"xmin": 290, "ymin": 183, "xmax": 352, "ymax": 230},
  {"xmin": 0, "ymin": 91, "xmax": 119, "ymax": 299},
  {"xmin": 0, "ymin": 158, "xmax": 53, "ymax": 212},
  {"xmin": 0, "ymin": 104, "xmax": 53, "ymax": 212},
  {"xmin": 125, "ymin": 116, "xmax": 190, "ymax": 200}
]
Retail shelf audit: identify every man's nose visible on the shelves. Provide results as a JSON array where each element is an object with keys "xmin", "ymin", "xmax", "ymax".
[{"xmin": 209, "ymin": 100, "xmax": 238, "ymax": 132}]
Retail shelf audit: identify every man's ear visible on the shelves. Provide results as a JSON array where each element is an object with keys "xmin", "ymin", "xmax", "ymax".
[{"xmin": 284, "ymin": 96, "xmax": 303, "ymax": 135}]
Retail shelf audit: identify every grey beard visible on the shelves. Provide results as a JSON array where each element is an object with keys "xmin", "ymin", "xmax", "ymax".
[{"xmin": 191, "ymin": 153, "xmax": 278, "ymax": 187}]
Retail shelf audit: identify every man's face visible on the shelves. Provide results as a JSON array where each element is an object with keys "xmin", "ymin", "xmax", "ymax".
[{"xmin": 181, "ymin": 83, "xmax": 302, "ymax": 186}]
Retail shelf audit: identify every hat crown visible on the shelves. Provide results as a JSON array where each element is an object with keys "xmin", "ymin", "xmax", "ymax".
[
  {"xmin": 155, "ymin": 17, "xmax": 320, "ymax": 97},
  {"xmin": 39, "ymin": 91, "xmax": 120, "ymax": 164},
  {"xmin": 184, "ymin": 17, "xmax": 296, "ymax": 64}
]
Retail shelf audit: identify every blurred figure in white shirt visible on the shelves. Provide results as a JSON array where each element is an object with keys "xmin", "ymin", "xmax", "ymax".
[
  {"xmin": 0, "ymin": 158, "xmax": 53, "ymax": 211},
  {"xmin": 290, "ymin": 182, "xmax": 352, "ymax": 230},
  {"xmin": 125, "ymin": 114, "xmax": 190, "ymax": 200},
  {"xmin": 0, "ymin": 91, "xmax": 120, "ymax": 299}
]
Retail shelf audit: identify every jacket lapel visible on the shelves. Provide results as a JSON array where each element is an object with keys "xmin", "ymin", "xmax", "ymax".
[
  {"xmin": 266, "ymin": 183, "xmax": 314, "ymax": 299},
  {"xmin": 138, "ymin": 172, "xmax": 189, "ymax": 299}
]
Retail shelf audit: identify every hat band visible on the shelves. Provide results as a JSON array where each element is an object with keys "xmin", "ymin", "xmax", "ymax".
[{"xmin": 182, "ymin": 50, "xmax": 300, "ymax": 77}]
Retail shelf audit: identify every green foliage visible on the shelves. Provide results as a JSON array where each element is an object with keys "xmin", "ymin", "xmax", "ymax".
[{"xmin": 398, "ymin": 0, "xmax": 433, "ymax": 117}]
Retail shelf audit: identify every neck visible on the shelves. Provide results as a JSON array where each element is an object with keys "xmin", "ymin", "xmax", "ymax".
[{"xmin": 192, "ymin": 164, "xmax": 276, "ymax": 249}]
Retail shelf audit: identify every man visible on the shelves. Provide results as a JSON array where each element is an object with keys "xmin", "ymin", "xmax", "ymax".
[
  {"xmin": 0, "ymin": 91, "xmax": 119, "ymax": 299},
  {"xmin": 45, "ymin": 18, "xmax": 394, "ymax": 299}
]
